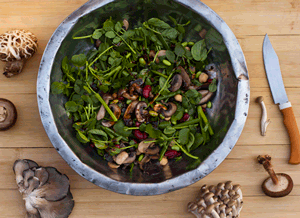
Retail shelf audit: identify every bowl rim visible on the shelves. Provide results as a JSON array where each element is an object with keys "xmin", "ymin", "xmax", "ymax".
[{"xmin": 37, "ymin": 0, "xmax": 250, "ymax": 196}]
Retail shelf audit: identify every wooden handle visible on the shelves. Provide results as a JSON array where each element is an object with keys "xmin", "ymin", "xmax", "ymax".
[{"xmin": 281, "ymin": 106, "xmax": 300, "ymax": 164}]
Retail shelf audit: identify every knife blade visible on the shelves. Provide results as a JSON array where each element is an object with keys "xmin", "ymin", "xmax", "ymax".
[{"xmin": 263, "ymin": 34, "xmax": 300, "ymax": 164}]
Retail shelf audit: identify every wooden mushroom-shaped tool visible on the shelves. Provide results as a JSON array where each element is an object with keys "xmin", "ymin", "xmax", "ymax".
[
  {"xmin": 0, "ymin": 98, "xmax": 17, "ymax": 131},
  {"xmin": 257, "ymin": 155, "xmax": 293, "ymax": 197}
]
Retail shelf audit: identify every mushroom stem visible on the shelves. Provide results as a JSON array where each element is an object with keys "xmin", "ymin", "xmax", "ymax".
[
  {"xmin": 257, "ymin": 155, "xmax": 279, "ymax": 185},
  {"xmin": 256, "ymin": 96, "xmax": 271, "ymax": 136}
]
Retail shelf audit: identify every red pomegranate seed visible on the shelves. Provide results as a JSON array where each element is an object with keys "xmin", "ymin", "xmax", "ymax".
[
  {"xmin": 143, "ymin": 85, "xmax": 152, "ymax": 98},
  {"xmin": 180, "ymin": 113, "xmax": 190, "ymax": 122},
  {"xmin": 115, "ymin": 144, "xmax": 120, "ymax": 148},
  {"xmin": 135, "ymin": 121, "xmax": 141, "ymax": 127},
  {"xmin": 165, "ymin": 150, "xmax": 181, "ymax": 159},
  {"xmin": 134, "ymin": 130, "xmax": 145, "ymax": 140},
  {"xmin": 118, "ymin": 96, "xmax": 125, "ymax": 101},
  {"xmin": 207, "ymin": 79, "xmax": 213, "ymax": 83},
  {"xmin": 202, "ymin": 108, "xmax": 206, "ymax": 112},
  {"xmin": 90, "ymin": 143, "xmax": 95, "ymax": 148}
]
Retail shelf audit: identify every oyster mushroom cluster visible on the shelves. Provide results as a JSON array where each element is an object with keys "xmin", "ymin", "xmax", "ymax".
[
  {"xmin": 13, "ymin": 159, "xmax": 74, "ymax": 218},
  {"xmin": 0, "ymin": 29, "xmax": 38, "ymax": 77},
  {"xmin": 187, "ymin": 181, "xmax": 243, "ymax": 218}
]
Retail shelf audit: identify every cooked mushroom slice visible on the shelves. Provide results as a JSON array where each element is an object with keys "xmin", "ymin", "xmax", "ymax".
[
  {"xmin": 199, "ymin": 92, "xmax": 214, "ymax": 105},
  {"xmin": 135, "ymin": 101, "xmax": 148, "ymax": 123},
  {"xmin": 169, "ymin": 74, "xmax": 183, "ymax": 92},
  {"xmin": 96, "ymin": 94, "xmax": 113, "ymax": 120},
  {"xmin": 129, "ymin": 83, "xmax": 143, "ymax": 95},
  {"xmin": 178, "ymin": 66, "xmax": 191, "ymax": 89},
  {"xmin": 124, "ymin": 100, "xmax": 139, "ymax": 122},
  {"xmin": 153, "ymin": 103, "xmax": 167, "ymax": 112},
  {"xmin": 108, "ymin": 162, "xmax": 120, "ymax": 169},
  {"xmin": 114, "ymin": 151, "xmax": 129, "ymax": 165},
  {"xmin": 0, "ymin": 30, "xmax": 38, "ymax": 77},
  {"xmin": 101, "ymin": 104, "xmax": 121, "ymax": 127},
  {"xmin": 123, "ymin": 92, "xmax": 138, "ymax": 100},
  {"xmin": 123, "ymin": 152, "xmax": 137, "ymax": 164},
  {"xmin": 139, "ymin": 155, "xmax": 151, "ymax": 170},
  {"xmin": 30, "ymin": 167, "xmax": 70, "ymax": 201},
  {"xmin": 257, "ymin": 155, "xmax": 293, "ymax": 197},
  {"xmin": 145, "ymin": 144, "xmax": 160, "ymax": 155},
  {"xmin": 138, "ymin": 139, "xmax": 156, "ymax": 153},
  {"xmin": 122, "ymin": 19, "xmax": 129, "ymax": 30},
  {"xmin": 162, "ymin": 102, "xmax": 177, "ymax": 117},
  {"xmin": 0, "ymin": 98, "xmax": 17, "ymax": 131},
  {"xmin": 199, "ymin": 90, "xmax": 209, "ymax": 96}
]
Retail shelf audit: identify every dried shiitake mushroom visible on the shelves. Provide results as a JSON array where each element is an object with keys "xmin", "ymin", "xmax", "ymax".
[
  {"xmin": 187, "ymin": 181, "xmax": 243, "ymax": 218},
  {"xmin": 0, "ymin": 30, "xmax": 38, "ymax": 77},
  {"xmin": 13, "ymin": 159, "xmax": 74, "ymax": 218},
  {"xmin": 0, "ymin": 98, "xmax": 17, "ymax": 131}
]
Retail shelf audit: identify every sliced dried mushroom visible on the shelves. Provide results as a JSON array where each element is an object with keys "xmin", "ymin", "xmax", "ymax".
[
  {"xmin": 0, "ymin": 98, "xmax": 17, "ymax": 131},
  {"xmin": 169, "ymin": 74, "xmax": 183, "ymax": 92},
  {"xmin": 101, "ymin": 104, "xmax": 121, "ymax": 127},
  {"xmin": 178, "ymin": 66, "xmax": 191, "ymax": 89},
  {"xmin": 135, "ymin": 101, "xmax": 148, "ymax": 123},
  {"xmin": 0, "ymin": 30, "xmax": 38, "ymax": 77},
  {"xmin": 13, "ymin": 159, "xmax": 74, "ymax": 218},
  {"xmin": 161, "ymin": 102, "xmax": 177, "ymax": 117},
  {"xmin": 97, "ymin": 94, "xmax": 113, "ymax": 121}
]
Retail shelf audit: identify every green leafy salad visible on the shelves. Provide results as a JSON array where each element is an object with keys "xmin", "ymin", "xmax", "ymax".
[{"xmin": 51, "ymin": 17, "xmax": 218, "ymax": 174}]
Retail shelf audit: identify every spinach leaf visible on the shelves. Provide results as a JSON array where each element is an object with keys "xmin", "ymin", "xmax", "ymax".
[
  {"xmin": 190, "ymin": 133, "xmax": 204, "ymax": 150},
  {"xmin": 113, "ymin": 120, "xmax": 131, "ymax": 137},
  {"xmin": 88, "ymin": 129, "xmax": 108, "ymax": 140},
  {"xmin": 209, "ymin": 79, "xmax": 217, "ymax": 92},
  {"xmin": 191, "ymin": 40, "xmax": 207, "ymax": 61},
  {"xmin": 186, "ymin": 132, "xmax": 195, "ymax": 152},
  {"xmin": 145, "ymin": 124, "xmax": 162, "ymax": 138},
  {"xmin": 164, "ymin": 126, "xmax": 176, "ymax": 135},
  {"xmin": 165, "ymin": 50, "xmax": 175, "ymax": 63},
  {"xmin": 158, "ymin": 121, "xmax": 171, "ymax": 129},
  {"xmin": 148, "ymin": 18, "xmax": 171, "ymax": 29},
  {"xmin": 174, "ymin": 43, "xmax": 185, "ymax": 57},
  {"xmin": 76, "ymin": 130, "xmax": 89, "ymax": 143},
  {"xmin": 139, "ymin": 123, "xmax": 147, "ymax": 132}
]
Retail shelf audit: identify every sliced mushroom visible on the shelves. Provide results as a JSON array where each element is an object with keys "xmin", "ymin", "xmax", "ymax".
[
  {"xmin": 199, "ymin": 92, "xmax": 214, "ymax": 105},
  {"xmin": 138, "ymin": 139, "xmax": 155, "ymax": 153},
  {"xmin": 124, "ymin": 100, "xmax": 139, "ymax": 121},
  {"xmin": 96, "ymin": 94, "xmax": 113, "ymax": 121},
  {"xmin": 139, "ymin": 155, "xmax": 151, "ymax": 170},
  {"xmin": 101, "ymin": 104, "xmax": 121, "ymax": 127},
  {"xmin": 145, "ymin": 144, "xmax": 160, "ymax": 155},
  {"xmin": 122, "ymin": 19, "xmax": 129, "ymax": 30},
  {"xmin": 0, "ymin": 98, "xmax": 17, "ymax": 131},
  {"xmin": 153, "ymin": 103, "xmax": 167, "ymax": 112},
  {"xmin": 135, "ymin": 101, "xmax": 148, "ymax": 123},
  {"xmin": 162, "ymin": 102, "xmax": 177, "ymax": 117},
  {"xmin": 108, "ymin": 162, "xmax": 120, "ymax": 169},
  {"xmin": 169, "ymin": 74, "xmax": 183, "ymax": 92},
  {"xmin": 129, "ymin": 83, "xmax": 143, "ymax": 95},
  {"xmin": 123, "ymin": 92, "xmax": 138, "ymax": 100},
  {"xmin": 123, "ymin": 152, "xmax": 137, "ymax": 164},
  {"xmin": 178, "ymin": 66, "xmax": 191, "ymax": 89},
  {"xmin": 114, "ymin": 151, "xmax": 129, "ymax": 165}
]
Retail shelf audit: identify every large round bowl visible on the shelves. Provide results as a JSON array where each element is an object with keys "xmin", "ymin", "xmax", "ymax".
[{"xmin": 37, "ymin": 0, "xmax": 250, "ymax": 195}]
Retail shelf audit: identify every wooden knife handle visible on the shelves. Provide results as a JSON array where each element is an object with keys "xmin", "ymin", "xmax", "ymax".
[{"xmin": 281, "ymin": 106, "xmax": 300, "ymax": 164}]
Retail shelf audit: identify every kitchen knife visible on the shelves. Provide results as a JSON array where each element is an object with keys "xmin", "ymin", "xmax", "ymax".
[{"xmin": 263, "ymin": 34, "xmax": 300, "ymax": 164}]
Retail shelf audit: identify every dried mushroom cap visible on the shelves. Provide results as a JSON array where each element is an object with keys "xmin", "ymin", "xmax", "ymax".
[
  {"xmin": 13, "ymin": 159, "xmax": 74, "ymax": 218},
  {"xmin": 0, "ymin": 98, "xmax": 17, "ymax": 131},
  {"xmin": 187, "ymin": 181, "xmax": 243, "ymax": 218},
  {"xmin": 0, "ymin": 30, "xmax": 38, "ymax": 77},
  {"xmin": 135, "ymin": 101, "xmax": 148, "ymax": 123}
]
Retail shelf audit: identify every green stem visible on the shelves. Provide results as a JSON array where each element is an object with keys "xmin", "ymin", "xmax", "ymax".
[
  {"xmin": 121, "ymin": 144, "xmax": 138, "ymax": 150},
  {"xmin": 174, "ymin": 124, "xmax": 198, "ymax": 130},
  {"xmin": 155, "ymin": 90, "xmax": 181, "ymax": 102},
  {"xmin": 73, "ymin": 35, "xmax": 92, "ymax": 39},
  {"xmin": 100, "ymin": 126, "xmax": 129, "ymax": 142},
  {"xmin": 124, "ymin": 127, "xmax": 139, "ymax": 131},
  {"xmin": 89, "ymin": 46, "xmax": 114, "ymax": 67},
  {"xmin": 151, "ymin": 70, "xmax": 168, "ymax": 78},
  {"xmin": 86, "ymin": 83, "xmax": 118, "ymax": 122},
  {"xmin": 159, "ymin": 144, "xmax": 168, "ymax": 161},
  {"xmin": 114, "ymin": 31, "xmax": 136, "ymax": 54},
  {"xmin": 150, "ymin": 72, "xmax": 173, "ymax": 104},
  {"xmin": 172, "ymin": 118, "xmax": 200, "ymax": 128},
  {"xmin": 104, "ymin": 66, "xmax": 122, "ymax": 79},
  {"xmin": 152, "ymin": 51, "xmax": 160, "ymax": 63},
  {"xmin": 197, "ymin": 106, "xmax": 214, "ymax": 136},
  {"xmin": 174, "ymin": 140, "xmax": 199, "ymax": 160}
]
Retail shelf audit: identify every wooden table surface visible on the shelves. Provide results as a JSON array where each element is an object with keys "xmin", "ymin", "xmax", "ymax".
[{"xmin": 1, "ymin": 0, "xmax": 300, "ymax": 217}]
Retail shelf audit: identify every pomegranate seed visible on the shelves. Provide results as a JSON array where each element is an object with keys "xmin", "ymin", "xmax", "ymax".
[
  {"xmin": 135, "ymin": 121, "xmax": 141, "ymax": 127},
  {"xmin": 134, "ymin": 130, "xmax": 145, "ymax": 140},
  {"xmin": 90, "ymin": 143, "xmax": 95, "ymax": 148},
  {"xmin": 143, "ymin": 85, "xmax": 152, "ymax": 98},
  {"xmin": 115, "ymin": 144, "xmax": 120, "ymax": 148},
  {"xmin": 165, "ymin": 150, "xmax": 181, "ymax": 159},
  {"xmin": 180, "ymin": 113, "xmax": 190, "ymax": 122},
  {"xmin": 202, "ymin": 108, "xmax": 206, "ymax": 112},
  {"xmin": 118, "ymin": 96, "xmax": 125, "ymax": 101},
  {"xmin": 207, "ymin": 79, "xmax": 213, "ymax": 83}
]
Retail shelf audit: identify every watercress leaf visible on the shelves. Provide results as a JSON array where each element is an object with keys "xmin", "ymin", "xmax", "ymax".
[
  {"xmin": 103, "ymin": 19, "xmax": 114, "ymax": 31},
  {"xmin": 115, "ymin": 22, "xmax": 122, "ymax": 32},
  {"xmin": 162, "ymin": 28, "xmax": 178, "ymax": 39},
  {"xmin": 51, "ymin": 82, "xmax": 65, "ymax": 94},
  {"xmin": 173, "ymin": 110, "xmax": 184, "ymax": 121},
  {"xmin": 94, "ymin": 142, "xmax": 107, "ymax": 149},
  {"xmin": 191, "ymin": 40, "xmax": 207, "ymax": 61},
  {"xmin": 65, "ymin": 101, "xmax": 78, "ymax": 112},
  {"xmin": 122, "ymin": 30, "xmax": 135, "ymax": 39},
  {"xmin": 209, "ymin": 79, "xmax": 217, "ymax": 92},
  {"xmin": 62, "ymin": 56, "xmax": 70, "ymax": 74},
  {"xmin": 206, "ymin": 28, "xmax": 223, "ymax": 44},
  {"xmin": 166, "ymin": 50, "xmax": 175, "ymax": 63},
  {"xmin": 139, "ymin": 123, "xmax": 147, "ymax": 132},
  {"xmin": 159, "ymin": 77, "xmax": 167, "ymax": 89},
  {"xmin": 113, "ymin": 36, "xmax": 121, "ymax": 44},
  {"xmin": 186, "ymin": 132, "xmax": 195, "ymax": 152},
  {"xmin": 92, "ymin": 29, "xmax": 103, "ymax": 39},
  {"xmin": 76, "ymin": 130, "xmax": 89, "ymax": 143},
  {"xmin": 88, "ymin": 129, "xmax": 108, "ymax": 139},
  {"xmin": 182, "ymin": 95, "xmax": 190, "ymax": 108},
  {"xmin": 190, "ymin": 133, "xmax": 204, "ymax": 150},
  {"xmin": 158, "ymin": 121, "xmax": 171, "ymax": 129},
  {"xmin": 71, "ymin": 54, "xmax": 87, "ymax": 67},
  {"xmin": 148, "ymin": 18, "xmax": 170, "ymax": 29},
  {"xmin": 81, "ymin": 95, "xmax": 93, "ymax": 105},
  {"xmin": 179, "ymin": 128, "xmax": 190, "ymax": 145},
  {"xmin": 174, "ymin": 43, "xmax": 185, "ymax": 57},
  {"xmin": 145, "ymin": 124, "xmax": 162, "ymax": 138},
  {"xmin": 105, "ymin": 31, "xmax": 116, "ymax": 39},
  {"xmin": 98, "ymin": 42, "xmax": 109, "ymax": 53},
  {"xmin": 164, "ymin": 126, "xmax": 176, "ymax": 135},
  {"xmin": 114, "ymin": 120, "xmax": 132, "ymax": 137}
]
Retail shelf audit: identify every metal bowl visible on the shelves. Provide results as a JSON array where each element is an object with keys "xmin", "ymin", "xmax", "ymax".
[{"xmin": 37, "ymin": 0, "xmax": 250, "ymax": 195}]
